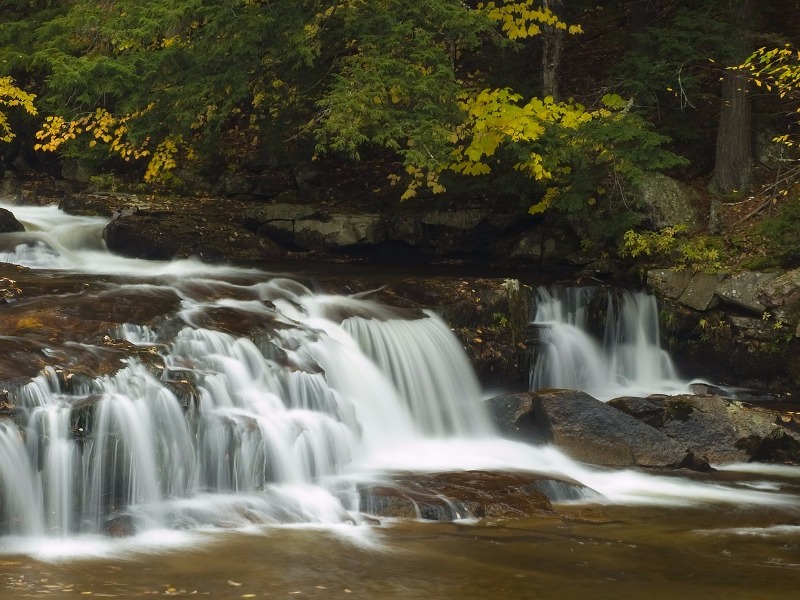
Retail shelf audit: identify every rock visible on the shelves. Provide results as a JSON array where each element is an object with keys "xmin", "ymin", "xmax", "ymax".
[
  {"xmin": 213, "ymin": 170, "xmax": 292, "ymax": 199},
  {"xmin": 636, "ymin": 173, "xmax": 700, "ymax": 229},
  {"xmin": 487, "ymin": 390, "xmax": 691, "ymax": 468},
  {"xmin": 293, "ymin": 212, "xmax": 383, "ymax": 249},
  {"xmin": 61, "ymin": 158, "xmax": 97, "ymax": 184},
  {"xmin": 487, "ymin": 393, "xmax": 538, "ymax": 439},
  {"xmin": 0, "ymin": 207, "xmax": 24, "ymax": 233},
  {"xmin": 1, "ymin": 171, "xmax": 22, "ymax": 199},
  {"xmin": 244, "ymin": 203, "xmax": 383, "ymax": 250},
  {"xmin": 730, "ymin": 315, "xmax": 783, "ymax": 341},
  {"xmin": 60, "ymin": 192, "xmax": 140, "ymax": 217},
  {"xmin": 371, "ymin": 277, "xmax": 531, "ymax": 386},
  {"xmin": 103, "ymin": 513, "xmax": 136, "ymax": 537},
  {"xmin": 610, "ymin": 394, "xmax": 800, "ymax": 464},
  {"xmin": 647, "ymin": 268, "xmax": 693, "ymax": 300},
  {"xmin": 757, "ymin": 268, "xmax": 800, "ymax": 308},
  {"xmin": 104, "ymin": 210, "xmax": 282, "ymax": 262},
  {"xmin": 716, "ymin": 271, "xmax": 779, "ymax": 313},
  {"xmin": 678, "ymin": 271, "xmax": 726, "ymax": 311},
  {"xmin": 384, "ymin": 206, "xmax": 518, "ymax": 257},
  {"xmin": 510, "ymin": 232, "xmax": 557, "ymax": 262},
  {"xmin": 358, "ymin": 470, "xmax": 586, "ymax": 521}
]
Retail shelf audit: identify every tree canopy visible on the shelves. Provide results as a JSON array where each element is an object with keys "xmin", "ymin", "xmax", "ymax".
[{"xmin": 2, "ymin": 0, "xmax": 800, "ymax": 253}]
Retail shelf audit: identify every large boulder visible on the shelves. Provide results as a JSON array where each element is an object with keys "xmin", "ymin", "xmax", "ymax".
[
  {"xmin": 636, "ymin": 173, "xmax": 701, "ymax": 229},
  {"xmin": 0, "ymin": 208, "xmax": 24, "ymax": 233},
  {"xmin": 609, "ymin": 395, "xmax": 800, "ymax": 464},
  {"xmin": 487, "ymin": 390, "xmax": 692, "ymax": 468}
]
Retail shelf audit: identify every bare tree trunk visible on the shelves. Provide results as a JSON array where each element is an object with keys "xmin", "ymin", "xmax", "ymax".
[
  {"xmin": 541, "ymin": 0, "xmax": 564, "ymax": 100},
  {"xmin": 710, "ymin": 0, "xmax": 755, "ymax": 195}
]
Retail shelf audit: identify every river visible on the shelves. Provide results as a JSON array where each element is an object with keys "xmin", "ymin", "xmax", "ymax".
[{"xmin": 0, "ymin": 200, "xmax": 798, "ymax": 598}]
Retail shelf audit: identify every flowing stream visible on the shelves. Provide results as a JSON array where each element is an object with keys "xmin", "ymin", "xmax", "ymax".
[{"xmin": 0, "ymin": 200, "xmax": 799, "ymax": 597}]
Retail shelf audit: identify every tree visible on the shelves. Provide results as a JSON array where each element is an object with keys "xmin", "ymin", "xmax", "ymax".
[
  {"xmin": 0, "ymin": 76, "xmax": 37, "ymax": 143},
  {"xmin": 710, "ymin": 0, "xmax": 756, "ymax": 195}
]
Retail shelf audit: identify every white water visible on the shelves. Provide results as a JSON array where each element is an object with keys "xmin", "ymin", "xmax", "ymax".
[
  {"xmin": 529, "ymin": 286, "xmax": 697, "ymax": 401},
  {"xmin": 0, "ymin": 200, "xmax": 796, "ymax": 559}
]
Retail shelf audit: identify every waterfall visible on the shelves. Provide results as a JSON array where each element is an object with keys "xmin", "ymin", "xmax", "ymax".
[
  {"xmin": 0, "ymin": 200, "xmax": 792, "ymax": 555},
  {"xmin": 0, "ymin": 264, "xmax": 491, "ymax": 537},
  {"xmin": 528, "ymin": 286, "xmax": 693, "ymax": 401}
]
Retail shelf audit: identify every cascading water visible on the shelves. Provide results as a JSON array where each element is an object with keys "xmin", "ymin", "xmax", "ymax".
[
  {"xmin": 528, "ymin": 286, "xmax": 694, "ymax": 401},
  {"xmin": 0, "ymin": 200, "xmax": 795, "ymax": 558}
]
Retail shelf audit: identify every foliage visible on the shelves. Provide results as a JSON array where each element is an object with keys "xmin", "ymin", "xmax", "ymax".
[
  {"xmin": 479, "ymin": 0, "xmax": 582, "ymax": 39},
  {"xmin": 757, "ymin": 198, "xmax": 800, "ymax": 268},
  {"xmin": 621, "ymin": 224, "xmax": 723, "ymax": 272},
  {"xmin": 741, "ymin": 46, "xmax": 800, "ymax": 123},
  {"xmin": 0, "ymin": 76, "xmax": 37, "ymax": 143}
]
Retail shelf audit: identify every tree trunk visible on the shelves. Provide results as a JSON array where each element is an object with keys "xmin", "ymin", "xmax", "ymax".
[
  {"xmin": 710, "ymin": 0, "xmax": 755, "ymax": 195},
  {"xmin": 541, "ymin": 0, "xmax": 564, "ymax": 100}
]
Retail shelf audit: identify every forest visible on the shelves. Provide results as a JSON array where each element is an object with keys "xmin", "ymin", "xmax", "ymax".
[{"xmin": 2, "ymin": 0, "xmax": 800, "ymax": 269}]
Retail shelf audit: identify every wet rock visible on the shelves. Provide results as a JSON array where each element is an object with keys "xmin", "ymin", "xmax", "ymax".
[
  {"xmin": 104, "ymin": 210, "xmax": 283, "ymax": 262},
  {"xmin": 187, "ymin": 305, "xmax": 281, "ymax": 338},
  {"xmin": 60, "ymin": 192, "xmax": 141, "ymax": 217},
  {"xmin": 369, "ymin": 278, "xmax": 531, "ymax": 387},
  {"xmin": 610, "ymin": 394, "xmax": 800, "ymax": 464},
  {"xmin": 358, "ymin": 471, "xmax": 583, "ymax": 521},
  {"xmin": 103, "ymin": 513, "xmax": 136, "ymax": 537},
  {"xmin": 487, "ymin": 393, "xmax": 538, "ymax": 439},
  {"xmin": 487, "ymin": 390, "xmax": 692, "ymax": 468},
  {"xmin": 0, "ymin": 207, "xmax": 24, "ymax": 233}
]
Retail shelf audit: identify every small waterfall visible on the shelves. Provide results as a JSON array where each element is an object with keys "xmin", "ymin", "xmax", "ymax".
[{"xmin": 529, "ymin": 286, "xmax": 692, "ymax": 401}]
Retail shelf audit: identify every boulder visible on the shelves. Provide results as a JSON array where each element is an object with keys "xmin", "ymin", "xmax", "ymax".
[
  {"xmin": 678, "ymin": 271, "xmax": 726, "ymax": 311},
  {"xmin": 647, "ymin": 268, "xmax": 693, "ymax": 300},
  {"xmin": 716, "ymin": 271, "xmax": 779, "ymax": 314},
  {"xmin": 610, "ymin": 394, "xmax": 800, "ymax": 464},
  {"xmin": 487, "ymin": 390, "xmax": 692, "ymax": 468},
  {"xmin": 0, "ymin": 207, "xmax": 24, "ymax": 233},
  {"xmin": 758, "ymin": 268, "xmax": 800, "ymax": 308},
  {"xmin": 636, "ymin": 173, "xmax": 700, "ymax": 229}
]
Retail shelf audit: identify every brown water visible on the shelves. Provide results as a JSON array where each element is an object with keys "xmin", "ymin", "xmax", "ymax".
[{"xmin": 2, "ymin": 499, "xmax": 799, "ymax": 600}]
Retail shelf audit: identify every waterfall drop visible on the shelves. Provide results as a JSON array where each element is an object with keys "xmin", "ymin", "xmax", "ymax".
[{"xmin": 528, "ymin": 286, "xmax": 693, "ymax": 401}]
